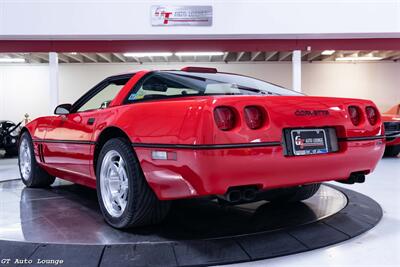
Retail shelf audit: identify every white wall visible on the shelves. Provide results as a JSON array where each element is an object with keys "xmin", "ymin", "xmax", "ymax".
[
  {"xmin": 0, "ymin": 65, "xmax": 50, "ymax": 123},
  {"xmin": 1, "ymin": 1, "xmax": 399, "ymax": 39},
  {"xmin": 0, "ymin": 62, "xmax": 399, "ymax": 122}
]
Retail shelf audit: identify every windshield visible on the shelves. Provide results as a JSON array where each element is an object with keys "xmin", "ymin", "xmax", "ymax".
[{"xmin": 126, "ymin": 70, "xmax": 302, "ymax": 102}]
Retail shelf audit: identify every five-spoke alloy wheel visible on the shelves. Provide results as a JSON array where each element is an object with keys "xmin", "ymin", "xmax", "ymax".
[{"xmin": 96, "ymin": 138, "xmax": 170, "ymax": 229}]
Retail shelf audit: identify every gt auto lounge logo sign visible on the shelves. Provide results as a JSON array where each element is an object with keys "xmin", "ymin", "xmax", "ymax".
[{"xmin": 151, "ymin": 6, "xmax": 213, "ymax": 26}]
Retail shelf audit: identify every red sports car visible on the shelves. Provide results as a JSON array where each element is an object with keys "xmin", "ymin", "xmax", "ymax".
[
  {"xmin": 382, "ymin": 104, "xmax": 400, "ymax": 157},
  {"xmin": 18, "ymin": 67, "xmax": 385, "ymax": 228}
]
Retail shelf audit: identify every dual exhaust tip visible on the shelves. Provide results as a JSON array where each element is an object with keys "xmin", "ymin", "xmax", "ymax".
[{"xmin": 224, "ymin": 187, "xmax": 258, "ymax": 203}]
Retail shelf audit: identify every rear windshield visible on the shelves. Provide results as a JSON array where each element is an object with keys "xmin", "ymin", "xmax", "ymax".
[{"xmin": 126, "ymin": 70, "xmax": 301, "ymax": 102}]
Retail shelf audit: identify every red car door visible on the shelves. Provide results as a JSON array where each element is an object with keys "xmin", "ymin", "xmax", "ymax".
[
  {"xmin": 43, "ymin": 110, "xmax": 98, "ymax": 180},
  {"xmin": 41, "ymin": 74, "xmax": 134, "ymax": 184}
]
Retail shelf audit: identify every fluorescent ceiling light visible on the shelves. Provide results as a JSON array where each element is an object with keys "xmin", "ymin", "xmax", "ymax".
[
  {"xmin": 69, "ymin": 52, "xmax": 78, "ymax": 55},
  {"xmin": 175, "ymin": 52, "xmax": 224, "ymax": 57},
  {"xmin": 123, "ymin": 52, "xmax": 173, "ymax": 57},
  {"xmin": 0, "ymin": 58, "xmax": 25, "ymax": 63},
  {"xmin": 321, "ymin": 50, "xmax": 335, "ymax": 56},
  {"xmin": 335, "ymin": 56, "xmax": 382, "ymax": 61}
]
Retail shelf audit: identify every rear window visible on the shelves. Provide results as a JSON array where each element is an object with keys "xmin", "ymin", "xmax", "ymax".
[{"xmin": 126, "ymin": 71, "xmax": 301, "ymax": 102}]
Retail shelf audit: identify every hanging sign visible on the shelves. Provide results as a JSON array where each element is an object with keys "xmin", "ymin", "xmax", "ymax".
[{"xmin": 151, "ymin": 5, "xmax": 213, "ymax": 26}]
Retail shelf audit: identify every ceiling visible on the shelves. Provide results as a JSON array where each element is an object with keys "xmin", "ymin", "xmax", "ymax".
[{"xmin": 1, "ymin": 50, "xmax": 400, "ymax": 64}]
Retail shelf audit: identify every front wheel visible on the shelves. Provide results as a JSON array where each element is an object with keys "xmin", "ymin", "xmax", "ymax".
[
  {"xmin": 18, "ymin": 132, "xmax": 55, "ymax": 187},
  {"xmin": 96, "ymin": 138, "xmax": 170, "ymax": 229},
  {"xmin": 260, "ymin": 183, "xmax": 321, "ymax": 203}
]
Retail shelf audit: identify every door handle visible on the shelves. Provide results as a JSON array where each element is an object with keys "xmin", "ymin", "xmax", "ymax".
[{"xmin": 87, "ymin": 118, "xmax": 95, "ymax": 125}]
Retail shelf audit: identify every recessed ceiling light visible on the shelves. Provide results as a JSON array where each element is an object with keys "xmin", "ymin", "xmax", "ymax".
[
  {"xmin": 321, "ymin": 50, "xmax": 335, "ymax": 56},
  {"xmin": 69, "ymin": 52, "xmax": 78, "ymax": 55},
  {"xmin": 335, "ymin": 56, "xmax": 382, "ymax": 61},
  {"xmin": 0, "ymin": 58, "xmax": 25, "ymax": 63},
  {"xmin": 123, "ymin": 52, "xmax": 173, "ymax": 57},
  {"xmin": 175, "ymin": 52, "xmax": 224, "ymax": 57}
]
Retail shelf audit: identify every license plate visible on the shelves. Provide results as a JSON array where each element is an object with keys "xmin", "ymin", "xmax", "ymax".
[{"xmin": 290, "ymin": 129, "xmax": 329, "ymax": 156}]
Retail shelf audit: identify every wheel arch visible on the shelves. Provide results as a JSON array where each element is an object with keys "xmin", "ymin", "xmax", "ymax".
[{"xmin": 93, "ymin": 126, "xmax": 133, "ymax": 173}]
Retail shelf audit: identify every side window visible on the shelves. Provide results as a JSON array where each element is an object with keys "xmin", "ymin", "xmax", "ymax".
[
  {"xmin": 127, "ymin": 73, "xmax": 199, "ymax": 102},
  {"xmin": 77, "ymin": 78, "xmax": 128, "ymax": 112}
]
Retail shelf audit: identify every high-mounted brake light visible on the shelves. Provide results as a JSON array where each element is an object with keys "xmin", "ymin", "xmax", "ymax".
[
  {"xmin": 365, "ymin": 106, "xmax": 379, "ymax": 125},
  {"xmin": 244, "ymin": 106, "xmax": 265, "ymax": 129},
  {"xmin": 214, "ymin": 106, "xmax": 236, "ymax": 131},
  {"xmin": 181, "ymin": 66, "xmax": 217, "ymax": 73},
  {"xmin": 348, "ymin": 106, "xmax": 362, "ymax": 126}
]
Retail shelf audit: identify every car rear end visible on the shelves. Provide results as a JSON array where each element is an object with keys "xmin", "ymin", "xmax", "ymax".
[
  {"xmin": 383, "ymin": 114, "xmax": 400, "ymax": 147},
  {"xmin": 135, "ymin": 95, "xmax": 385, "ymax": 200}
]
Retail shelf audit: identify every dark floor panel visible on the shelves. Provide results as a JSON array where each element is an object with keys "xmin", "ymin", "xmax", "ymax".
[
  {"xmin": 288, "ymin": 222, "xmax": 349, "ymax": 249},
  {"xmin": 0, "ymin": 181, "xmax": 383, "ymax": 267},
  {"xmin": 325, "ymin": 212, "xmax": 373, "ymax": 237},
  {"xmin": 0, "ymin": 241, "xmax": 39, "ymax": 262},
  {"xmin": 343, "ymin": 202, "xmax": 383, "ymax": 225},
  {"xmin": 26, "ymin": 244, "xmax": 104, "ymax": 267},
  {"xmin": 173, "ymin": 239, "xmax": 249, "ymax": 266},
  {"xmin": 236, "ymin": 231, "xmax": 307, "ymax": 260},
  {"xmin": 100, "ymin": 243, "xmax": 177, "ymax": 267}
]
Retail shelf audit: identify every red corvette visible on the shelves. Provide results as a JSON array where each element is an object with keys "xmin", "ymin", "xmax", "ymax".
[
  {"xmin": 18, "ymin": 67, "xmax": 385, "ymax": 228},
  {"xmin": 382, "ymin": 104, "xmax": 400, "ymax": 157}
]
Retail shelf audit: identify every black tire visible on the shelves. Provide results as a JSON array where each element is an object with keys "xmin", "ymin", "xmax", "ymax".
[
  {"xmin": 18, "ymin": 132, "xmax": 55, "ymax": 188},
  {"xmin": 96, "ymin": 138, "xmax": 170, "ymax": 229},
  {"xmin": 384, "ymin": 145, "xmax": 400, "ymax": 157},
  {"xmin": 260, "ymin": 183, "xmax": 321, "ymax": 203}
]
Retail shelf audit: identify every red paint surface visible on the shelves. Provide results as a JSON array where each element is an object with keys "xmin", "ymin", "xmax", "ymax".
[{"xmin": 25, "ymin": 70, "xmax": 385, "ymax": 199}]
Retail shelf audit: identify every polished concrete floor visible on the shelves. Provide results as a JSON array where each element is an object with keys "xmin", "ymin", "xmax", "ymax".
[{"xmin": 0, "ymin": 154, "xmax": 399, "ymax": 266}]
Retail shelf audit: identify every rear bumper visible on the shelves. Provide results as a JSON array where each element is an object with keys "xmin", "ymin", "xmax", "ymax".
[{"xmin": 134, "ymin": 139, "xmax": 385, "ymax": 200}]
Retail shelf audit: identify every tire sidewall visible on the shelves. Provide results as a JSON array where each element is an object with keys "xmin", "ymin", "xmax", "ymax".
[{"xmin": 96, "ymin": 138, "xmax": 138, "ymax": 228}]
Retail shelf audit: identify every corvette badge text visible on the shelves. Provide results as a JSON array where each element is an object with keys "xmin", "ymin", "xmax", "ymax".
[
  {"xmin": 1, "ymin": 258, "xmax": 64, "ymax": 265},
  {"xmin": 294, "ymin": 110, "xmax": 330, "ymax": 116}
]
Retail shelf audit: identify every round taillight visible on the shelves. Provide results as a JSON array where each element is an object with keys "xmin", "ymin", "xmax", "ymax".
[
  {"xmin": 348, "ymin": 106, "xmax": 362, "ymax": 126},
  {"xmin": 244, "ymin": 106, "xmax": 265, "ymax": 129},
  {"xmin": 365, "ymin": 106, "xmax": 379, "ymax": 125},
  {"xmin": 213, "ymin": 106, "xmax": 236, "ymax": 131}
]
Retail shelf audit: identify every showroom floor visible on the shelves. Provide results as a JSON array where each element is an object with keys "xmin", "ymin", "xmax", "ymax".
[{"xmin": 0, "ymin": 154, "xmax": 398, "ymax": 267}]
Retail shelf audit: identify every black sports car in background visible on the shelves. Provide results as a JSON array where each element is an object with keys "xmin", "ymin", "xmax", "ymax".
[{"xmin": 0, "ymin": 120, "xmax": 21, "ymax": 156}]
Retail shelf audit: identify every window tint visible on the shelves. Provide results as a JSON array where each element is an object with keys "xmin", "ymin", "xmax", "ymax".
[
  {"xmin": 127, "ymin": 71, "xmax": 301, "ymax": 102},
  {"xmin": 77, "ymin": 79, "xmax": 128, "ymax": 112}
]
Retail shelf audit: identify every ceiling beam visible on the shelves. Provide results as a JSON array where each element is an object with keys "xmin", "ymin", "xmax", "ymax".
[
  {"xmin": 222, "ymin": 52, "xmax": 229, "ymax": 62},
  {"xmin": 97, "ymin": 53, "xmax": 112, "ymax": 62},
  {"xmin": 307, "ymin": 51, "xmax": 321, "ymax": 61},
  {"xmin": 65, "ymin": 53, "xmax": 84, "ymax": 63},
  {"xmin": 265, "ymin": 51, "xmax": 278, "ymax": 61},
  {"xmin": 57, "ymin": 53, "xmax": 70, "ymax": 63},
  {"xmin": 322, "ymin": 51, "xmax": 341, "ymax": 61},
  {"xmin": 12, "ymin": 53, "xmax": 41, "ymax": 63},
  {"xmin": 236, "ymin": 52, "xmax": 246, "ymax": 61},
  {"xmin": 250, "ymin": 51, "xmax": 262, "ymax": 61},
  {"xmin": 278, "ymin": 51, "xmax": 292, "ymax": 61},
  {"xmin": 81, "ymin": 53, "xmax": 97, "ymax": 63},
  {"xmin": 113, "ymin": 53, "xmax": 126, "ymax": 62}
]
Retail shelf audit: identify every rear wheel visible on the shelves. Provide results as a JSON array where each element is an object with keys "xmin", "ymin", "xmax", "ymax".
[
  {"xmin": 384, "ymin": 145, "xmax": 400, "ymax": 157},
  {"xmin": 96, "ymin": 138, "xmax": 170, "ymax": 229},
  {"xmin": 18, "ymin": 132, "xmax": 55, "ymax": 187},
  {"xmin": 260, "ymin": 183, "xmax": 321, "ymax": 203}
]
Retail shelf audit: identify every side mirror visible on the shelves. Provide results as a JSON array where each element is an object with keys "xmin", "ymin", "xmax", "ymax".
[{"xmin": 54, "ymin": 104, "xmax": 72, "ymax": 115}]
